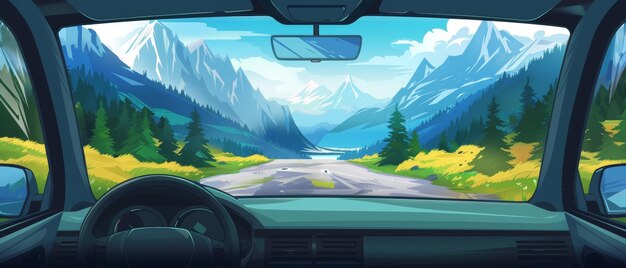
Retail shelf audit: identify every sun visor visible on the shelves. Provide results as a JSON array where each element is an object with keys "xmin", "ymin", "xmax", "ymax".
[
  {"xmin": 380, "ymin": 0, "xmax": 561, "ymax": 22},
  {"xmin": 65, "ymin": 0, "xmax": 253, "ymax": 21}
]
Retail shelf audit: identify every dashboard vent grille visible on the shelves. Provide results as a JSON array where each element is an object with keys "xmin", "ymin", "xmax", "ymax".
[
  {"xmin": 516, "ymin": 239, "xmax": 572, "ymax": 267},
  {"xmin": 52, "ymin": 232, "xmax": 79, "ymax": 266},
  {"xmin": 266, "ymin": 236, "xmax": 313, "ymax": 264},
  {"xmin": 266, "ymin": 235, "xmax": 363, "ymax": 265},
  {"xmin": 316, "ymin": 236, "xmax": 363, "ymax": 264}
]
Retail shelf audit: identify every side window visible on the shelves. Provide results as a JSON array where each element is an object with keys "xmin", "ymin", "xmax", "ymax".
[
  {"xmin": 0, "ymin": 20, "xmax": 49, "ymax": 224},
  {"xmin": 579, "ymin": 24, "xmax": 626, "ymax": 225}
]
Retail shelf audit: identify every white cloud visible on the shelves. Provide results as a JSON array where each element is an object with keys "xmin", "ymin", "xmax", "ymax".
[
  {"xmin": 162, "ymin": 22, "xmax": 268, "ymax": 44},
  {"xmin": 231, "ymin": 57, "xmax": 305, "ymax": 99},
  {"xmin": 85, "ymin": 20, "xmax": 269, "ymax": 54},
  {"xmin": 354, "ymin": 19, "xmax": 569, "ymax": 70}
]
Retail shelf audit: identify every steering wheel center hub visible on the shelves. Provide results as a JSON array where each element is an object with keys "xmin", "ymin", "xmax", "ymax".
[{"xmin": 122, "ymin": 228, "xmax": 196, "ymax": 268}]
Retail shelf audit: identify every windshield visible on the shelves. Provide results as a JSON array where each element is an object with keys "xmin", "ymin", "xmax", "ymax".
[{"xmin": 58, "ymin": 17, "xmax": 569, "ymax": 201}]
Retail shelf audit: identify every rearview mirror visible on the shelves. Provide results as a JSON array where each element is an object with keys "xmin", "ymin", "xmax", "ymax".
[
  {"xmin": 589, "ymin": 165, "xmax": 626, "ymax": 217},
  {"xmin": 0, "ymin": 165, "xmax": 38, "ymax": 218},
  {"xmin": 271, "ymin": 35, "xmax": 362, "ymax": 61}
]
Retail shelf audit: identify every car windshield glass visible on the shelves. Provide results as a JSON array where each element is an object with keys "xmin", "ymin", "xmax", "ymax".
[{"xmin": 58, "ymin": 17, "xmax": 569, "ymax": 201}]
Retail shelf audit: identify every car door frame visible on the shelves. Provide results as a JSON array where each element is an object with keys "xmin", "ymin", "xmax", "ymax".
[
  {"xmin": 537, "ymin": 0, "xmax": 626, "ymax": 264},
  {"xmin": 0, "ymin": 0, "xmax": 95, "ymax": 265},
  {"xmin": 556, "ymin": 0, "xmax": 626, "ymax": 236}
]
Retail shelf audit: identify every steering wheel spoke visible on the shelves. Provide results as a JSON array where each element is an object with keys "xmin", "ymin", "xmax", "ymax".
[
  {"xmin": 210, "ymin": 238, "xmax": 231, "ymax": 264},
  {"xmin": 90, "ymin": 237, "xmax": 108, "ymax": 263}
]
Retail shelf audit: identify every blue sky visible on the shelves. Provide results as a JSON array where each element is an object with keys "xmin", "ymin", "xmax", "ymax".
[{"xmin": 86, "ymin": 17, "xmax": 569, "ymax": 99}]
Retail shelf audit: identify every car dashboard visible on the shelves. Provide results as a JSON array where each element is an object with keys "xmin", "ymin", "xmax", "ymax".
[{"xmin": 53, "ymin": 186, "xmax": 575, "ymax": 268}]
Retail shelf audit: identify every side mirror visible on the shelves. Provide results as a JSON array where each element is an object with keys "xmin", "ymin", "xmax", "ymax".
[
  {"xmin": 0, "ymin": 164, "xmax": 39, "ymax": 218},
  {"xmin": 589, "ymin": 164, "xmax": 626, "ymax": 217}
]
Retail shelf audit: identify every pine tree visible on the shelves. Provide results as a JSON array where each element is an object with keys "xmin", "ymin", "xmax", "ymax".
[
  {"xmin": 75, "ymin": 77, "xmax": 99, "ymax": 112},
  {"xmin": 521, "ymin": 77, "xmax": 535, "ymax": 112},
  {"xmin": 408, "ymin": 130, "xmax": 421, "ymax": 157},
  {"xmin": 467, "ymin": 118, "xmax": 485, "ymax": 144},
  {"xmin": 378, "ymin": 106, "xmax": 410, "ymax": 166},
  {"xmin": 157, "ymin": 117, "xmax": 178, "ymax": 162},
  {"xmin": 74, "ymin": 102, "xmax": 89, "ymax": 146},
  {"xmin": 107, "ymin": 99, "xmax": 120, "ymax": 131},
  {"xmin": 508, "ymin": 114, "xmax": 518, "ymax": 128},
  {"xmin": 598, "ymin": 109, "xmax": 626, "ymax": 160},
  {"xmin": 515, "ymin": 77, "xmax": 539, "ymax": 142},
  {"xmin": 470, "ymin": 97, "xmax": 514, "ymax": 176},
  {"xmin": 118, "ymin": 109, "xmax": 165, "ymax": 162},
  {"xmin": 582, "ymin": 106, "xmax": 607, "ymax": 152},
  {"xmin": 606, "ymin": 88, "xmax": 625, "ymax": 120},
  {"xmin": 438, "ymin": 132, "xmax": 450, "ymax": 152},
  {"xmin": 530, "ymin": 84, "xmax": 558, "ymax": 160},
  {"xmin": 597, "ymin": 131, "xmax": 619, "ymax": 160},
  {"xmin": 140, "ymin": 107, "xmax": 159, "ymax": 136},
  {"xmin": 111, "ymin": 100, "xmax": 132, "ymax": 152},
  {"xmin": 595, "ymin": 86, "xmax": 611, "ymax": 118},
  {"xmin": 455, "ymin": 128, "xmax": 468, "ymax": 146},
  {"xmin": 89, "ymin": 101, "xmax": 115, "ymax": 155},
  {"xmin": 179, "ymin": 109, "xmax": 215, "ymax": 167}
]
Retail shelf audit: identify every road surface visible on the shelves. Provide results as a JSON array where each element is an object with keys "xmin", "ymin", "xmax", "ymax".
[{"xmin": 200, "ymin": 159, "xmax": 495, "ymax": 199}]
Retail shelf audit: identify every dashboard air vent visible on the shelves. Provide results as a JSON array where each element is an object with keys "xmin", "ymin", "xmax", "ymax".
[
  {"xmin": 516, "ymin": 239, "xmax": 572, "ymax": 267},
  {"xmin": 316, "ymin": 235, "xmax": 363, "ymax": 265},
  {"xmin": 266, "ymin": 236, "xmax": 313, "ymax": 264},
  {"xmin": 51, "ymin": 232, "xmax": 79, "ymax": 267}
]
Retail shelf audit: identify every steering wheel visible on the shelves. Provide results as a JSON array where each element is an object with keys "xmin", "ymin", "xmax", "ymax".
[{"xmin": 78, "ymin": 175, "xmax": 240, "ymax": 268}]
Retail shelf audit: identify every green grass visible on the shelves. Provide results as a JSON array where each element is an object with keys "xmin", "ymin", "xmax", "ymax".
[
  {"xmin": 350, "ymin": 158, "xmax": 539, "ymax": 201},
  {"xmin": 350, "ymin": 157, "xmax": 438, "ymax": 181},
  {"xmin": 310, "ymin": 179, "xmax": 335, "ymax": 189},
  {"xmin": 349, "ymin": 148, "xmax": 539, "ymax": 201},
  {"xmin": 350, "ymin": 157, "xmax": 451, "ymax": 189},
  {"xmin": 0, "ymin": 137, "xmax": 270, "ymax": 199},
  {"xmin": 89, "ymin": 159, "xmax": 269, "ymax": 198},
  {"xmin": 0, "ymin": 138, "xmax": 49, "ymax": 193}
]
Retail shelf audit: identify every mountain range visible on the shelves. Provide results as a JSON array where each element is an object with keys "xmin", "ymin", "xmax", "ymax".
[
  {"xmin": 282, "ymin": 75, "xmax": 382, "ymax": 127},
  {"xmin": 59, "ymin": 24, "xmax": 315, "ymax": 158},
  {"xmin": 320, "ymin": 21, "xmax": 566, "ymax": 148},
  {"xmin": 58, "ymin": 19, "xmax": 568, "ymax": 156},
  {"xmin": 117, "ymin": 21, "xmax": 311, "ymax": 139}
]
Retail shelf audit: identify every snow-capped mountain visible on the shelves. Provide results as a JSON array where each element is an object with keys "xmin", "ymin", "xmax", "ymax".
[
  {"xmin": 186, "ymin": 40, "xmax": 226, "ymax": 97},
  {"xmin": 59, "ymin": 25, "xmax": 315, "ymax": 157},
  {"xmin": 327, "ymin": 75, "xmax": 380, "ymax": 112},
  {"xmin": 120, "ymin": 21, "xmax": 192, "ymax": 91},
  {"xmin": 288, "ymin": 80, "xmax": 333, "ymax": 107},
  {"xmin": 320, "ymin": 21, "xmax": 561, "ymax": 148},
  {"xmin": 393, "ymin": 59, "xmax": 435, "ymax": 105},
  {"xmin": 59, "ymin": 27, "xmax": 111, "ymax": 72},
  {"xmin": 186, "ymin": 40, "xmax": 248, "ymax": 108},
  {"xmin": 285, "ymin": 76, "xmax": 382, "ymax": 129},
  {"xmin": 390, "ymin": 21, "xmax": 524, "ymax": 112},
  {"xmin": 114, "ymin": 21, "xmax": 314, "ymax": 150},
  {"xmin": 499, "ymin": 36, "xmax": 564, "ymax": 75},
  {"xmin": 407, "ymin": 59, "xmax": 435, "ymax": 87}
]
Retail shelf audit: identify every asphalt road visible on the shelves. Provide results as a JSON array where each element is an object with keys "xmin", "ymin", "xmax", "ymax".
[
  {"xmin": 200, "ymin": 159, "xmax": 496, "ymax": 199},
  {"xmin": 200, "ymin": 159, "xmax": 494, "ymax": 199}
]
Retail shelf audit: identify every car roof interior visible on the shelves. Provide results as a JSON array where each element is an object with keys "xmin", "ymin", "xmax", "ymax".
[{"xmin": 37, "ymin": 0, "xmax": 591, "ymax": 31}]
